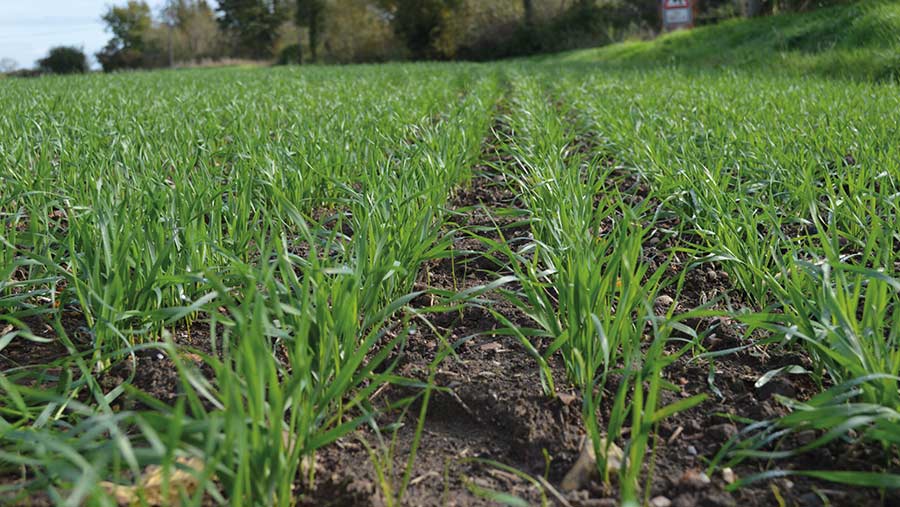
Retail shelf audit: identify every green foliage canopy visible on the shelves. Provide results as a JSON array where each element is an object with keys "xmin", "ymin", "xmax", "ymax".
[
  {"xmin": 217, "ymin": 0, "xmax": 288, "ymax": 59},
  {"xmin": 96, "ymin": 1, "xmax": 154, "ymax": 71},
  {"xmin": 38, "ymin": 46, "xmax": 88, "ymax": 74}
]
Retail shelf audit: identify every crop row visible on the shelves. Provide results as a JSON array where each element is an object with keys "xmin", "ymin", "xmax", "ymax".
[{"xmin": 1, "ymin": 63, "xmax": 898, "ymax": 504}]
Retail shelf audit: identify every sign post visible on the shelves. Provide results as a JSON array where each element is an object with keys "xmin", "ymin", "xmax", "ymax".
[{"xmin": 661, "ymin": 0, "xmax": 694, "ymax": 31}]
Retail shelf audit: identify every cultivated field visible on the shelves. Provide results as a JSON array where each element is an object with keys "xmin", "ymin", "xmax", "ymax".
[{"xmin": 2, "ymin": 16, "xmax": 900, "ymax": 507}]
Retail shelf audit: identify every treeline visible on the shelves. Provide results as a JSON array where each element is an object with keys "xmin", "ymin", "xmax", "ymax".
[
  {"xmin": 8, "ymin": 0, "xmax": 854, "ymax": 75},
  {"xmin": 95, "ymin": 0, "xmax": 640, "ymax": 71},
  {"xmin": 96, "ymin": 1, "xmax": 222, "ymax": 71}
]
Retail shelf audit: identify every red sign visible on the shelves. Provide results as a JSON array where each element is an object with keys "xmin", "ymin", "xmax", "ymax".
[{"xmin": 661, "ymin": 0, "xmax": 693, "ymax": 31}]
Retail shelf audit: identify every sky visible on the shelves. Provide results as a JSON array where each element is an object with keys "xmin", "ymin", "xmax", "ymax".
[{"xmin": 0, "ymin": 1, "xmax": 164, "ymax": 70}]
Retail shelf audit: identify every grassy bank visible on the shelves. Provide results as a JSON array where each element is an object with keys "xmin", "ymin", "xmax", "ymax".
[{"xmin": 553, "ymin": 0, "xmax": 900, "ymax": 81}]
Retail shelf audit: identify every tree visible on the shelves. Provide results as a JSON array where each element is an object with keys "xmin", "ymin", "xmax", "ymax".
[
  {"xmin": 523, "ymin": 0, "xmax": 534, "ymax": 26},
  {"xmin": 216, "ymin": 0, "xmax": 287, "ymax": 59},
  {"xmin": 38, "ymin": 47, "xmax": 88, "ymax": 74},
  {"xmin": 737, "ymin": 0, "xmax": 763, "ymax": 17},
  {"xmin": 296, "ymin": 0, "xmax": 325, "ymax": 62},
  {"xmin": 162, "ymin": 0, "xmax": 222, "ymax": 62},
  {"xmin": 103, "ymin": 1, "xmax": 153, "ymax": 50},
  {"xmin": 380, "ymin": 0, "xmax": 462, "ymax": 59},
  {"xmin": 320, "ymin": 0, "xmax": 402, "ymax": 63},
  {"xmin": 96, "ymin": 1, "xmax": 155, "ymax": 71}
]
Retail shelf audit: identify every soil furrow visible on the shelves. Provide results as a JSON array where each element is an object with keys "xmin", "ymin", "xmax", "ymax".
[{"xmin": 304, "ymin": 104, "xmax": 587, "ymax": 506}]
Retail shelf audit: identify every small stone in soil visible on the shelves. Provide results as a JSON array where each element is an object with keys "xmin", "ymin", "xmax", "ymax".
[
  {"xmin": 722, "ymin": 467, "xmax": 736, "ymax": 485},
  {"xmin": 566, "ymin": 489, "xmax": 589, "ymax": 502},
  {"xmin": 672, "ymin": 493, "xmax": 696, "ymax": 507},
  {"xmin": 654, "ymin": 295, "xmax": 676, "ymax": 315},
  {"xmin": 558, "ymin": 392, "xmax": 578, "ymax": 406},
  {"xmin": 650, "ymin": 496, "xmax": 673, "ymax": 507},
  {"xmin": 686, "ymin": 419, "xmax": 702, "ymax": 432},
  {"xmin": 679, "ymin": 469, "xmax": 711, "ymax": 489},
  {"xmin": 706, "ymin": 491, "xmax": 738, "ymax": 507},
  {"xmin": 560, "ymin": 437, "xmax": 624, "ymax": 492},
  {"xmin": 479, "ymin": 341, "xmax": 504, "ymax": 353}
]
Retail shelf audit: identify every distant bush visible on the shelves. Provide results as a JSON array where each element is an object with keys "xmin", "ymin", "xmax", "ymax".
[
  {"xmin": 457, "ymin": 1, "xmax": 640, "ymax": 61},
  {"xmin": 277, "ymin": 44, "xmax": 302, "ymax": 65},
  {"xmin": 38, "ymin": 46, "xmax": 88, "ymax": 74},
  {"xmin": 96, "ymin": 45, "xmax": 147, "ymax": 71},
  {"xmin": 6, "ymin": 69, "xmax": 44, "ymax": 79}
]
